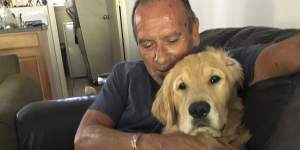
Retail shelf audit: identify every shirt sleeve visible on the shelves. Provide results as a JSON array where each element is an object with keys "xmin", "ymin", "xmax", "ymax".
[
  {"xmin": 89, "ymin": 63, "xmax": 128, "ymax": 125},
  {"xmin": 230, "ymin": 44, "xmax": 269, "ymax": 87}
]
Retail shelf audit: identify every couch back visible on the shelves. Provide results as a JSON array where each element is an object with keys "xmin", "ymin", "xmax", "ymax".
[{"xmin": 199, "ymin": 26, "xmax": 300, "ymax": 50}]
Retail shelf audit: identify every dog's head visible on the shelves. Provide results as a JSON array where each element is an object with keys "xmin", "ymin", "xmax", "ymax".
[{"xmin": 152, "ymin": 47, "xmax": 244, "ymax": 136}]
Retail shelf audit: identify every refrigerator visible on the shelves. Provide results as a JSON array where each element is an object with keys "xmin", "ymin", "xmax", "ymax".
[
  {"xmin": 66, "ymin": 0, "xmax": 127, "ymax": 84},
  {"xmin": 63, "ymin": 22, "xmax": 87, "ymax": 78}
]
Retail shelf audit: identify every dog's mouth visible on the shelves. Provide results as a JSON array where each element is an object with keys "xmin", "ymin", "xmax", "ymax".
[
  {"xmin": 192, "ymin": 118, "xmax": 210, "ymax": 128},
  {"xmin": 190, "ymin": 118, "xmax": 226, "ymax": 137},
  {"xmin": 192, "ymin": 118, "xmax": 226, "ymax": 131}
]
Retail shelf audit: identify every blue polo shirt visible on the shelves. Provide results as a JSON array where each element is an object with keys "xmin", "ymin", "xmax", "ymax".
[{"xmin": 89, "ymin": 44, "xmax": 266, "ymax": 133}]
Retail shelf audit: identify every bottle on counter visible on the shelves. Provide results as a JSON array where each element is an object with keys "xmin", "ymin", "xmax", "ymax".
[
  {"xmin": 2, "ymin": 0, "xmax": 12, "ymax": 7},
  {"xmin": 0, "ymin": 5, "xmax": 17, "ymax": 29},
  {"xmin": 2, "ymin": 0, "xmax": 8, "ymax": 7},
  {"xmin": 15, "ymin": 13, "xmax": 23, "ymax": 28},
  {"xmin": 0, "ymin": 16, "xmax": 4, "ymax": 30}
]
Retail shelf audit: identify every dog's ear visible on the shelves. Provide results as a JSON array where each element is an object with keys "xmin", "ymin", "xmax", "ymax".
[
  {"xmin": 206, "ymin": 47, "xmax": 244, "ymax": 87},
  {"xmin": 225, "ymin": 56, "xmax": 244, "ymax": 88},
  {"xmin": 152, "ymin": 76, "xmax": 177, "ymax": 127}
]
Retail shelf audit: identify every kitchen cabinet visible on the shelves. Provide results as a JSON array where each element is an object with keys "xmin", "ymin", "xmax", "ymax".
[{"xmin": 0, "ymin": 31, "xmax": 52, "ymax": 99}]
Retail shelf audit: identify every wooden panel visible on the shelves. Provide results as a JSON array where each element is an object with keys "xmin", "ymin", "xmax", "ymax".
[
  {"xmin": 19, "ymin": 56, "xmax": 52, "ymax": 100},
  {"xmin": 19, "ymin": 56, "xmax": 41, "ymax": 86},
  {"xmin": 0, "ymin": 47, "xmax": 40, "ymax": 58},
  {"xmin": 0, "ymin": 32, "xmax": 39, "ymax": 50}
]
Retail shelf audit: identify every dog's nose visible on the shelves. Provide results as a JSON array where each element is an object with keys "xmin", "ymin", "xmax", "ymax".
[{"xmin": 189, "ymin": 101, "xmax": 210, "ymax": 119}]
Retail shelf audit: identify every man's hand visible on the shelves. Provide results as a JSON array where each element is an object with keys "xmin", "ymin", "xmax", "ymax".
[{"xmin": 139, "ymin": 132, "xmax": 206, "ymax": 150}]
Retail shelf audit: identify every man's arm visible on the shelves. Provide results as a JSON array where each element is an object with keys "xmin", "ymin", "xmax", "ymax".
[
  {"xmin": 74, "ymin": 110, "xmax": 133, "ymax": 149},
  {"xmin": 252, "ymin": 34, "xmax": 300, "ymax": 84},
  {"xmin": 74, "ymin": 110, "xmax": 205, "ymax": 150}
]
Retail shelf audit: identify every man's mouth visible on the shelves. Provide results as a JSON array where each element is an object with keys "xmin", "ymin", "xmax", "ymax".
[
  {"xmin": 156, "ymin": 63, "xmax": 175, "ymax": 74},
  {"xmin": 156, "ymin": 69, "xmax": 169, "ymax": 77}
]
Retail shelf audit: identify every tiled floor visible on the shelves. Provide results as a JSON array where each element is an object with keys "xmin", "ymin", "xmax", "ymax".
[{"xmin": 66, "ymin": 77, "xmax": 101, "ymax": 97}]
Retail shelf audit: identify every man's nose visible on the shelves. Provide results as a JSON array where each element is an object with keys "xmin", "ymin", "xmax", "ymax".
[{"xmin": 154, "ymin": 44, "xmax": 168, "ymax": 65}]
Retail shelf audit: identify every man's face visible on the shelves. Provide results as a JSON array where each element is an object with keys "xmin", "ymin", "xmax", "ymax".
[{"xmin": 134, "ymin": 0, "xmax": 200, "ymax": 85}]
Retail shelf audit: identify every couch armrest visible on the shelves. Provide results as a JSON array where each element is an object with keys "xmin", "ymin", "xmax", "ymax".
[
  {"xmin": 0, "ymin": 74, "xmax": 42, "ymax": 150},
  {"xmin": 16, "ymin": 96, "xmax": 95, "ymax": 150},
  {"xmin": 0, "ymin": 55, "xmax": 20, "ymax": 83},
  {"xmin": 265, "ymin": 79, "xmax": 300, "ymax": 150},
  {"xmin": 243, "ymin": 71, "xmax": 300, "ymax": 150}
]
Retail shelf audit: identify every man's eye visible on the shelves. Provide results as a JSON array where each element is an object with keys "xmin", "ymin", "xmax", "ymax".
[
  {"xmin": 167, "ymin": 37, "xmax": 178, "ymax": 43},
  {"xmin": 141, "ymin": 41, "xmax": 153, "ymax": 48}
]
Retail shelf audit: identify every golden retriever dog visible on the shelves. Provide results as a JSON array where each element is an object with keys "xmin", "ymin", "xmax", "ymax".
[{"xmin": 152, "ymin": 47, "xmax": 250, "ymax": 150}]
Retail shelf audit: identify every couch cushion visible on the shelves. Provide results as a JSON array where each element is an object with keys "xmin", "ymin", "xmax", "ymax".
[
  {"xmin": 243, "ymin": 72, "xmax": 300, "ymax": 150},
  {"xmin": 265, "ymin": 80, "xmax": 300, "ymax": 150},
  {"xmin": 0, "ymin": 55, "xmax": 20, "ymax": 83},
  {"xmin": 0, "ymin": 74, "xmax": 42, "ymax": 150}
]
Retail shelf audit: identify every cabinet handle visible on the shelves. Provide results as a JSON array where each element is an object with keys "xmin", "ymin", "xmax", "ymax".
[{"xmin": 102, "ymin": 15, "xmax": 110, "ymax": 20}]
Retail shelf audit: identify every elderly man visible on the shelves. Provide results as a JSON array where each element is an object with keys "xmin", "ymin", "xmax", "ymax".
[{"xmin": 74, "ymin": 0, "xmax": 300, "ymax": 149}]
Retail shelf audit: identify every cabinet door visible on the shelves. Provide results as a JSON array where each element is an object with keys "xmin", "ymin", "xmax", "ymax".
[{"xmin": 19, "ymin": 54, "xmax": 52, "ymax": 100}]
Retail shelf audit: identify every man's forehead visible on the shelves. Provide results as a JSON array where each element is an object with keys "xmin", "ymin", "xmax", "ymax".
[
  {"xmin": 133, "ymin": 0, "xmax": 190, "ymax": 40},
  {"xmin": 135, "ymin": 0, "xmax": 185, "ymax": 14},
  {"xmin": 135, "ymin": 13, "xmax": 184, "ymax": 40},
  {"xmin": 134, "ymin": 0, "xmax": 186, "ymax": 23}
]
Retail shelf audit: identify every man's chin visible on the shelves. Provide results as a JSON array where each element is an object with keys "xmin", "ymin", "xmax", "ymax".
[
  {"xmin": 153, "ymin": 75, "xmax": 165, "ymax": 85},
  {"xmin": 154, "ymin": 77, "xmax": 163, "ymax": 85},
  {"xmin": 150, "ymin": 71, "xmax": 169, "ymax": 85}
]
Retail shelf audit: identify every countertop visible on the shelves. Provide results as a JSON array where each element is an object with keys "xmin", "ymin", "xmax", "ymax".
[{"xmin": 0, "ymin": 25, "xmax": 48, "ymax": 34}]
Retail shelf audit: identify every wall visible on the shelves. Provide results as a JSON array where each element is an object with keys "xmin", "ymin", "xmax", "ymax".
[
  {"xmin": 189, "ymin": 0, "xmax": 300, "ymax": 31},
  {"xmin": 273, "ymin": 0, "xmax": 300, "ymax": 28},
  {"xmin": 10, "ymin": 6, "xmax": 49, "ymax": 24}
]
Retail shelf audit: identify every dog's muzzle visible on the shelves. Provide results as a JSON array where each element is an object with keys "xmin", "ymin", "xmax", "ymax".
[{"xmin": 189, "ymin": 101, "xmax": 210, "ymax": 127}]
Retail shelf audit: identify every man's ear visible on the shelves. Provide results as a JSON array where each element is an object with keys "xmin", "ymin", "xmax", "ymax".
[
  {"xmin": 151, "ymin": 77, "xmax": 177, "ymax": 127},
  {"xmin": 192, "ymin": 17, "xmax": 200, "ymax": 48}
]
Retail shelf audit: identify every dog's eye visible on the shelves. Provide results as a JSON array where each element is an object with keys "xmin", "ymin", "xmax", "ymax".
[
  {"xmin": 209, "ymin": 75, "xmax": 221, "ymax": 84},
  {"xmin": 178, "ymin": 82, "xmax": 187, "ymax": 90}
]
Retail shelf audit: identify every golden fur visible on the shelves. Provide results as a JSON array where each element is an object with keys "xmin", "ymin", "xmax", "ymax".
[{"xmin": 152, "ymin": 47, "xmax": 250, "ymax": 150}]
